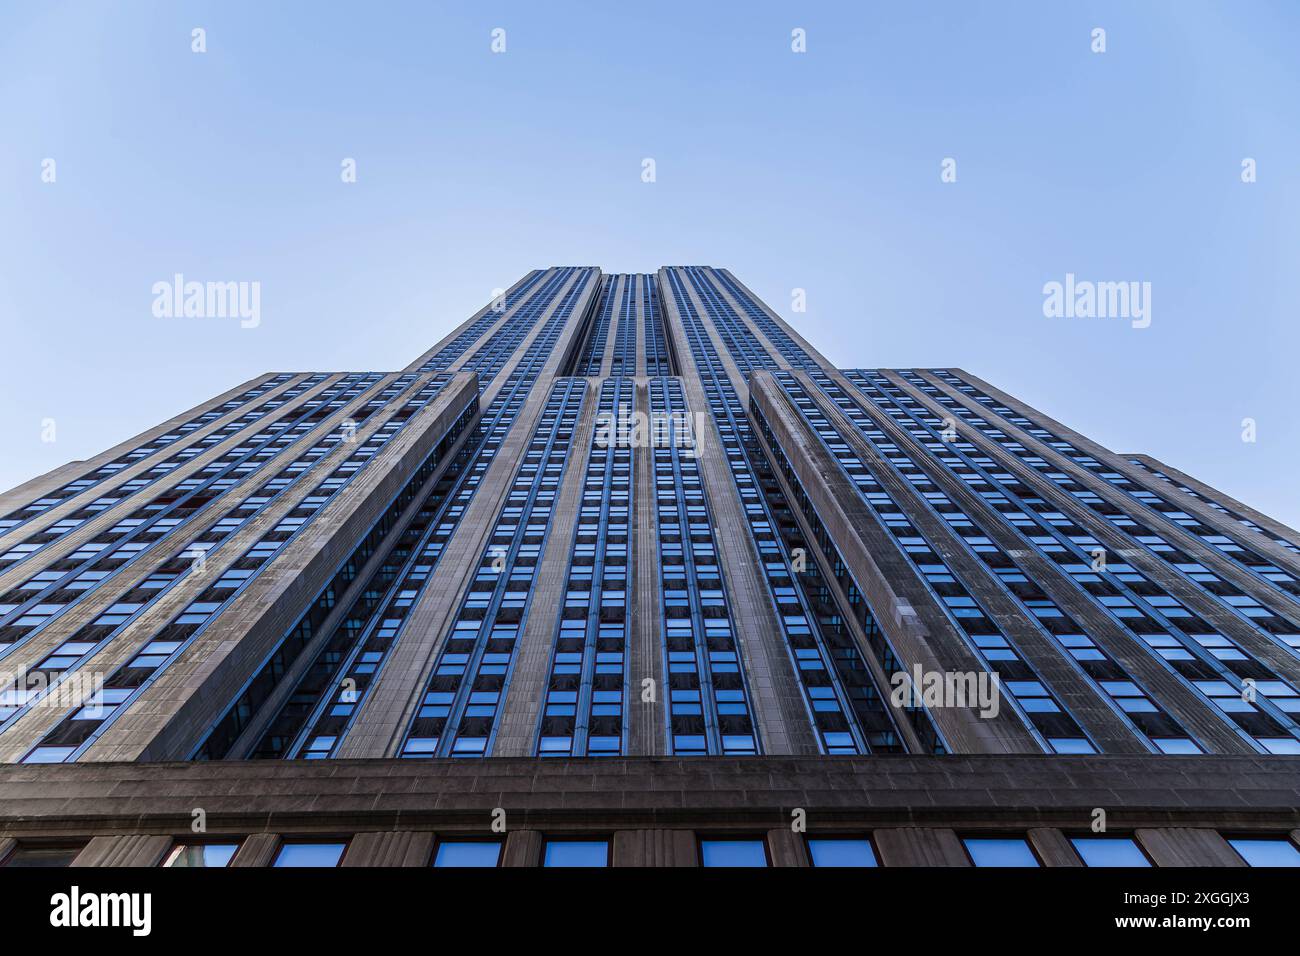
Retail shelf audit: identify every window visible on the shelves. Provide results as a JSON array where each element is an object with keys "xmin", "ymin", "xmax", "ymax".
[
  {"xmin": 807, "ymin": 837, "xmax": 878, "ymax": 867},
  {"xmin": 1, "ymin": 843, "xmax": 84, "ymax": 867},
  {"xmin": 1070, "ymin": 837, "xmax": 1150, "ymax": 867},
  {"xmin": 23, "ymin": 746, "xmax": 75, "ymax": 764},
  {"xmin": 433, "ymin": 840, "xmax": 502, "ymax": 868},
  {"xmin": 272, "ymin": 842, "xmax": 347, "ymax": 867},
  {"xmin": 700, "ymin": 838, "xmax": 769, "ymax": 868},
  {"xmin": 1228, "ymin": 837, "xmax": 1300, "ymax": 867},
  {"xmin": 963, "ymin": 837, "xmax": 1039, "ymax": 867},
  {"xmin": 542, "ymin": 839, "xmax": 609, "ymax": 867},
  {"xmin": 1153, "ymin": 738, "xmax": 1201, "ymax": 755},
  {"xmin": 163, "ymin": 843, "xmax": 239, "ymax": 868}
]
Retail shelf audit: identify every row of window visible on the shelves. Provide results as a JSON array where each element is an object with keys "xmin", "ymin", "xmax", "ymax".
[
  {"xmin": 6, "ymin": 832, "xmax": 1296, "ymax": 868},
  {"xmin": 401, "ymin": 377, "xmax": 588, "ymax": 757},
  {"xmin": 2, "ymin": 374, "xmax": 403, "ymax": 729},
  {"xmin": 536, "ymin": 378, "xmax": 633, "ymax": 756},
  {"xmin": 671, "ymin": 268, "xmax": 901, "ymax": 754},
  {"xmin": 575, "ymin": 274, "xmax": 619, "ymax": 375},
  {"xmin": 1127, "ymin": 457, "xmax": 1300, "ymax": 558},
  {"xmin": 749, "ymin": 397, "xmax": 947, "ymax": 753},
  {"xmin": 20, "ymin": 375, "xmax": 449, "ymax": 762},
  {"xmin": 0, "ymin": 376, "xmax": 318, "ymax": 577},
  {"xmin": 457, "ymin": 267, "xmax": 590, "ymax": 383},
  {"xmin": 775, "ymin": 371, "xmax": 1089, "ymax": 753},
  {"xmin": 641, "ymin": 273, "xmax": 670, "ymax": 376},
  {"xmin": 412, "ymin": 269, "xmax": 549, "ymax": 373},
  {"xmin": 647, "ymin": 374, "xmax": 759, "ymax": 755},
  {"xmin": 927, "ymin": 369, "xmax": 1300, "ymax": 620},
  {"xmin": 890, "ymin": 370, "xmax": 1300, "ymax": 752},
  {"xmin": 823, "ymin": 370, "xmax": 1202, "ymax": 753},
  {"xmin": 194, "ymin": 393, "xmax": 477, "ymax": 759},
  {"xmin": 250, "ymin": 272, "xmax": 596, "ymax": 760},
  {"xmin": 678, "ymin": 268, "xmax": 1300, "ymax": 758},
  {"xmin": 0, "ymin": 373, "xmax": 296, "ymax": 540},
  {"xmin": 960, "ymin": 834, "xmax": 1300, "ymax": 868},
  {"xmin": 0, "ymin": 373, "xmax": 363, "ymax": 656},
  {"xmin": 573, "ymin": 274, "xmax": 660, "ymax": 378},
  {"xmin": 608, "ymin": 276, "xmax": 636, "ymax": 377}
]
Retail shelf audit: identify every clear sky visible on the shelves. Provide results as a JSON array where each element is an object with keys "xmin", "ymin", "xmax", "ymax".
[{"xmin": 2, "ymin": 1, "xmax": 1297, "ymax": 527}]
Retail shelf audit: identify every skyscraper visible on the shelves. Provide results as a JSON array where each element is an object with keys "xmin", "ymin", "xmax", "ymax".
[{"xmin": 1, "ymin": 266, "xmax": 1298, "ymax": 869}]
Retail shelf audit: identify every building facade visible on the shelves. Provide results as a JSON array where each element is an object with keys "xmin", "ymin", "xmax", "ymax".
[{"xmin": 1, "ymin": 266, "xmax": 1298, "ymax": 867}]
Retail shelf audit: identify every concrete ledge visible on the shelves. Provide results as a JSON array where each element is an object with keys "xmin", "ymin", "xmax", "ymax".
[{"xmin": 0, "ymin": 756, "xmax": 1295, "ymax": 839}]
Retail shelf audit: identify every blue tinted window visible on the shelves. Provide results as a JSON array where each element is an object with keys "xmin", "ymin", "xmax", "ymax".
[
  {"xmin": 273, "ymin": 842, "xmax": 346, "ymax": 867},
  {"xmin": 1070, "ymin": 838, "xmax": 1150, "ymax": 867},
  {"xmin": 808, "ymin": 838, "xmax": 877, "ymax": 867},
  {"xmin": 700, "ymin": 839, "xmax": 768, "ymax": 867},
  {"xmin": 164, "ymin": 843, "xmax": 239, "ymax": 868},
  {"xmin": 1153, "ymin": 738, "xmax": 1201, "ymax": 755},
  {"xmin": 543, "ymin": 840, "xmax": 609, "ymax": 867},
  {"xmin": 1049, "ymin": 738, "xmax": 1097, "ymax": 754},
  {"xmin": 434, "ymin": 841, "xmax": 502, "ymax": 868},
  {"xmin": 23, "ymin": 747, "xmax": 74, "ymax": 764},
  {"xmin": 964, "ymin": 838, "xmax": 1038, "ymax": 867},
  {"xmin": 1229, "ymin": 838, "xmax": 1300, "ymax": 867}
]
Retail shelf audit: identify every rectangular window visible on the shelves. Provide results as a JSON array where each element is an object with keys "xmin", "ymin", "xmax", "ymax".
[
  {"xmin": 433, "ymin": 839, "xmax": 502, "ymax": 868},
  {"xmin": 22, "ymin": 746, "xmax": 76, "ymax": 764},
  {"xmin": 1069, "ymin": 837, "xmax": 1150, "ymax": 867},
  {"xmin": 162, "ymin": 843, "xmax": 240, "ymax": 868},
  {"xmin": 807, "ymin": 837, "xmax": 878, "ymax": 867},
  {"xmin": 542, "ymin": 839, "xmax": 610, "ymax": 868},
  {"xmin": 963, "ymin": 837, "xmax": 1039, "ymax": 867},
  {"xmin": 272, "ymin": 841, "xmax": 347, "ymax": 867},
  {"xmin": 699, "ymin": 838, "xmax": 769, "ymax": 868},
  {"xmin": 1, "ymin": 842, "xmax": 85, "ymax": 867},
  {"xmin": 1227, "ymin": 837, "xmax": 1300, "ymax": 867}
]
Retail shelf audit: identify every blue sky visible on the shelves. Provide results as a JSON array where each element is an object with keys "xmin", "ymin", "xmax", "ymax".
[{"xmin": 2, "ymin": 1, "xmax": 1297, "ymax": 526}]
